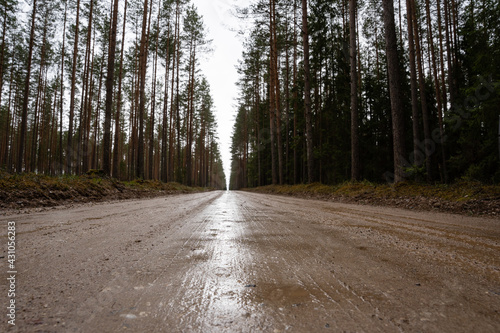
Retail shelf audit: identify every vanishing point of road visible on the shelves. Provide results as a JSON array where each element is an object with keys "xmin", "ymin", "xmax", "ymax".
[{"xmin": 1, "ymin": 191, "xmax": 499, "ymax": 332}]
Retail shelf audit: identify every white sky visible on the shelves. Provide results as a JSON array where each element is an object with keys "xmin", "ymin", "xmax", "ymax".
[{"xmin": 190, "ymin": 0, "xmax": 252, "ymax": 185}]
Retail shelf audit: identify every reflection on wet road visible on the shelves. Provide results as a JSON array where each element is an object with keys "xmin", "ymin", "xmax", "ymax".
[
  {"xmin": 80, "ymin": 191, "xmax": 398, "ymax": 332},
  {"xmin": 6, "ymin": 191, "xmax": 500, "ymax": 332}
]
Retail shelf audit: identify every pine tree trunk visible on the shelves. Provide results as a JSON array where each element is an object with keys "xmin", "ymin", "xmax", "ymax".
[
  {"xmin": 406, "ymin": 0, "xmax": 421, "ymax": 170},
  {"xmin": 148, "ymin": 3, "xmax": 160, "ymax": 181},
  {"xmin": 103, "ymin": 0, "xmax": 120, "ymax": 176},
  {"xmin": 268, "ymin": 0, "xmax": 277, "ymax": 185},
  {"xmin": 175, "ymin": 1, "xmax": 181, "ymax": 183},
  {"xmin": 425, "ymin": 0, "xmax": 448, "ymax": 183},
  {"xmin": 59, "ymin": 0, "xmax": 68, "ymax": 175},
  {"xmin": 436, "ymin": 0, "xmax": 449, "ymax": 183},
  {"xmin": 302, "ymin": 0, "xmax": 314, "ymax": 183},
  {"xmin": 161, "ymin": 24, "xmax": 171, "ymax": 183},
  {"xmin": 18, "ymin": 0, "xmax": 37, "ymax": 173},
  {"xmin": 31, "ymin": 17, "xmax": 48, "ymax": 173},
  {"xmin": 349, "ymin": 0, "xmax": 360, "ymax": 181},
  {"xmin": 411, "ymin": 0, "xmax": 433, "ymax": 182},
  {"xmin": 382, "ymin": 0, "xmax": 406, "ymax": 183},
  {"xmin": 82, "ymin": 2, "xmax": 95, "ymax": 174},
  {"xmin": 112, "ymin": 0, "xmax": 128, "ymax": 179},
  {"xmin": 136, "ymin": 0, "xmax": 150, "ymax": 179},
  {"xmin": 169, "ymin": 5, "xmax": 180, "ymax": 182},
  {"xmin": 66, "ymin": 0, "xmax": 80, "ymax": 174},
  {"xmin": 293, "ymin": 0, "xmax": 298, "ymax": 184},
  {"xmin": 0, "ymin": 9, "xmax": 7, "ymax": 167},
  {"xmin": 271, "ymin": 0, "xmax": 283, "ymax": 185}
]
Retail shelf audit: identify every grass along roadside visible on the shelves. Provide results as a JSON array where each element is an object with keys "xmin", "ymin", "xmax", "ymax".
[
  {"xmin": 0, "ymin": 171, "xmax": 212, "ymax": 211},
  {"xmin": 244, "ymin": 181, "xmax": 500, "ymax": 217}
]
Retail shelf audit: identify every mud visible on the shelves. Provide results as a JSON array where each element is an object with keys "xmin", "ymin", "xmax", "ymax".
[{"xmin": 1, "ymin": 191, "xmax": 499, "ymax": 332}]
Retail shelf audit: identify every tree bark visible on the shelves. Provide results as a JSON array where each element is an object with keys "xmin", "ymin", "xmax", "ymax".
[
  {"xmin": 425, "ymin": 0, "xmax": 448, "ymax": 183},
  {"xmin": 382, "ymin": 0, "xmax": 407, "ymax": 183},
  {"xmin": 161, "ymin": 24, "xmax": 171, "ymax": 182},
  {"xmin": 18, "ymin": 0, "xmax": 37, "ymax": 173},
  {"xmin": 268, "ymin": 0, "xmax": 277, "ymax": 185},
  {"xmin": 349, "ymin": 0, "xmax": 360, "ymax": 181},
  {"xmin": 103, "ymin": 0, "xmax": 120, "ymax": 176},
  {"xmin": 136, "ymin": 0, "xmax": 150, "ymax": 179},
  {"xmin": 302, "ymin": 0, "xmax": 314, "ymax": 183},
  {"xmin": 59, "ymin": 0, "xmax": 68, "ymax": 175},
  {"xmin": 66, "ymin": 0, "xmax": 80, "ymax": 174},
  {"xmin": 406, "ymin": 0, "xmax": 421, "ymax": 170},
  {"xmin": 148, "ymin": 0, "xmax": 159, "ymax": 180},
  {"xmin": 411, "ymin": 0, "xmax": 433, "ymax": 182},
  {"xmin": 112, "ymin": 0, "xmax": 128, "ymax": 179}
]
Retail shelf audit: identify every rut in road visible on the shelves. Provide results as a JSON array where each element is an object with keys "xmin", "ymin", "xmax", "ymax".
[
  {"xmin": 1, "ymin": 191, "xmax": 499, "ymax": 332},
  {"xmin": 67, "ymin": 192, "xmax": 395, "ymax": 332}
]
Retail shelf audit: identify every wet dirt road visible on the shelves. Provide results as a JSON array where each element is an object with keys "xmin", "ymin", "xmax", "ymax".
[{"xmin": 1, "ymin": 191, "xmax": 500, "ymax": 332}]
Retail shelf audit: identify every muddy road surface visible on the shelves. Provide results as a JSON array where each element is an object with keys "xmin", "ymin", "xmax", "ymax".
[{"xmin": 1, "ymin": 191, "xmax": 500, "ymax": 332}]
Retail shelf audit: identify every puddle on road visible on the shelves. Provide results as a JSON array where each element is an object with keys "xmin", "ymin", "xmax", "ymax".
[
  {"xmin": 167, "ymin": 192, "xmax": 322, "ymax": 330},
  {"xmin": 250, "ymin": 283, "xmax": 311, "ymax": 306}
]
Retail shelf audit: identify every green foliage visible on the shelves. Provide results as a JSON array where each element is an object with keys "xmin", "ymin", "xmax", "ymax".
[{"xmin": 230, "ymin": 0, "xmax": 500, "ymax": 189}]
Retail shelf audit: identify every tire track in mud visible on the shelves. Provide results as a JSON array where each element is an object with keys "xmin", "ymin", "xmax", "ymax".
[
  {"xmin": 240, "ymin": 191, "xmax": 500, "ymax": 332},
  {"xmin": 66, "ymin": 193, "xmax": 226, "ymax": 331},
  {"xmin": 2, "ymin": 191, "xmax": 499, "ymax": 332},
  {"xmin": 237, "ymin": 193, "xmax": 403, "ymax": 332}
]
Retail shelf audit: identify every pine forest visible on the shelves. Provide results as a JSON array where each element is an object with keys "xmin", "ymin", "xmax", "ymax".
[
  {"xmin": 0, "ymin": 0, "xmax": 499, "ymax": 193},
  {"xmin": 229, "ymin": 0, "xmax": 499, "ymax": 189},
  {"xmin": 0, "ymin": 0, "xmax": 226, "ymax": 189}
]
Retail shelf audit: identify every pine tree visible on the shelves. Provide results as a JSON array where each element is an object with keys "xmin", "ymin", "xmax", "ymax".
[
  {"xmin": 102, "ymin": 0, "xmax": 120, "ymax": 176},
  {"xmin": 382, "ymin": 0, "xmax": 406, "ymax": 183}
]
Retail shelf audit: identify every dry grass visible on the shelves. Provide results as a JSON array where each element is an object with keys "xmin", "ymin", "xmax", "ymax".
[
  {"xmin": 0, "ymin": 170, "xmax": 210, "ymax": 209},
  {"xmin": 245, "ymin": 181, "xmax": 500, "ymax": 217}
]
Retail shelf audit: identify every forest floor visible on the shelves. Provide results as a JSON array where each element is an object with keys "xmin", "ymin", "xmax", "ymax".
[
  {"xmin": 245, "ymin": 181, "xmax": 500, "ymax": 218},
  {"xmin": 0, "ymin": 170, "xmax": 212, "ymax": 213}
]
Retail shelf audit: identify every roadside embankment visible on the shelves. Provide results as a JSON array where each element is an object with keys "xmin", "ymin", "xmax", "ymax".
[
  {"xmin": 0, "ymin": 171, "xmax": 211, "ymax": 212},
  {"xmin": 244, "ymin": 181, "xmax": 500, "ymax": 217}
]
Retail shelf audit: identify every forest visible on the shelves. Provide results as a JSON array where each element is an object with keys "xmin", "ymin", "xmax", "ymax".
[
  {"xmin": 229, "ymin": 0, "xmax": 500, "ymax": 189},
  {"xmin": 0, "ymin": 0, "xmax": 226, "ymax": 190}
]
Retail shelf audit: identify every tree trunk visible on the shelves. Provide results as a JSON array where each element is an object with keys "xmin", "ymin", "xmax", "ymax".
[
  {"xmin": 161, "ymin": 25, "xmax": 171, "ymax": 183},
  {"xmin": 147, "ymin": 3, "xmax": 159, "ymax": 180},
  {"xmin": 175, "ymin": 1, "xmax": 181, "ymax": 183},
  {"xmin": 302, "ymin": 0, "xmax": 314, "ymax": 183},
  {"xmin": 425, "ymin": 0, "xmax": 448, "ymax": 183},
  {"xmin": 293, "ymin": 0, "xmax": 298, "ymax": 184},
  {"xmin": 0, "ymin": 8, "xmax": 8, "ymax": 167},
  {"xmin": 382, "ymin": 0, "xmax": 406, "ymax": 183},
  {"xmin": 112, "ymin": 0, "xmax": 128, "ymax": 179},
  {"xmin": 169, "ymin": 4, "xmax": 180, "ymax": 182},
  {"xmin": 271, "ymin": 0, "xmax": 283, "ymax": 185},
  {"xmin": 437, "ymin": 0, "xmax": 449, "ymax": 183},
  {"xmin": 59, "ymin": 0, "xmax": 68, "ymax": 175},
  {"xmin": 66, "ymin": 0, "xmax": 80, "ymax": 174},
  {"xmin": 186, "ymin": 36, "xmax": 196, "ymax": 187},
  {"xmin": 103, "ymin": 0, "xmax": 120, "ymax": 176},
  {"xmin": 406, "ymin": 0, "xmax": 421, "ymax": 170},
  {"xmin": 136, "ymin": 0, "xmax": 150, "ymax": 179},
  {"xmin": 18, "ymin": 0, "xmax": 37, "ymax": 173},
  {"xmin": 349, "ymin": 0, "xmax": 360, "ymax": 181},
  {"xmin": 268, "ymin": 0, "xmax": 277, "ymax": 185},
  {"xmin": 411, "ymin": 0, "xmax": 433, "ymax": 182},
  {"xmin": 82, "ymin": 0, "xmax": 95, "ymax": 174}
]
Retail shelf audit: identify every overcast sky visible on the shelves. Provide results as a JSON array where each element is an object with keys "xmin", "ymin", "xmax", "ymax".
[{"xmin": 190, "ymin": 0, "xmax": 252, "ymax": 185}]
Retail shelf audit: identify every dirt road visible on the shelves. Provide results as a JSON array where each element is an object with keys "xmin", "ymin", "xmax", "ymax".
[{"xmin": 1, "ymin": 191, "xmax": 500, "ymax": 332}]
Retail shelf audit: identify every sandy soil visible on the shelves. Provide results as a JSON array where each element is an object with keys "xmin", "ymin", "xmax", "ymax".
[{"xmin": 1, "ymin": 191, "xmax": 499, "ymax": 332}]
